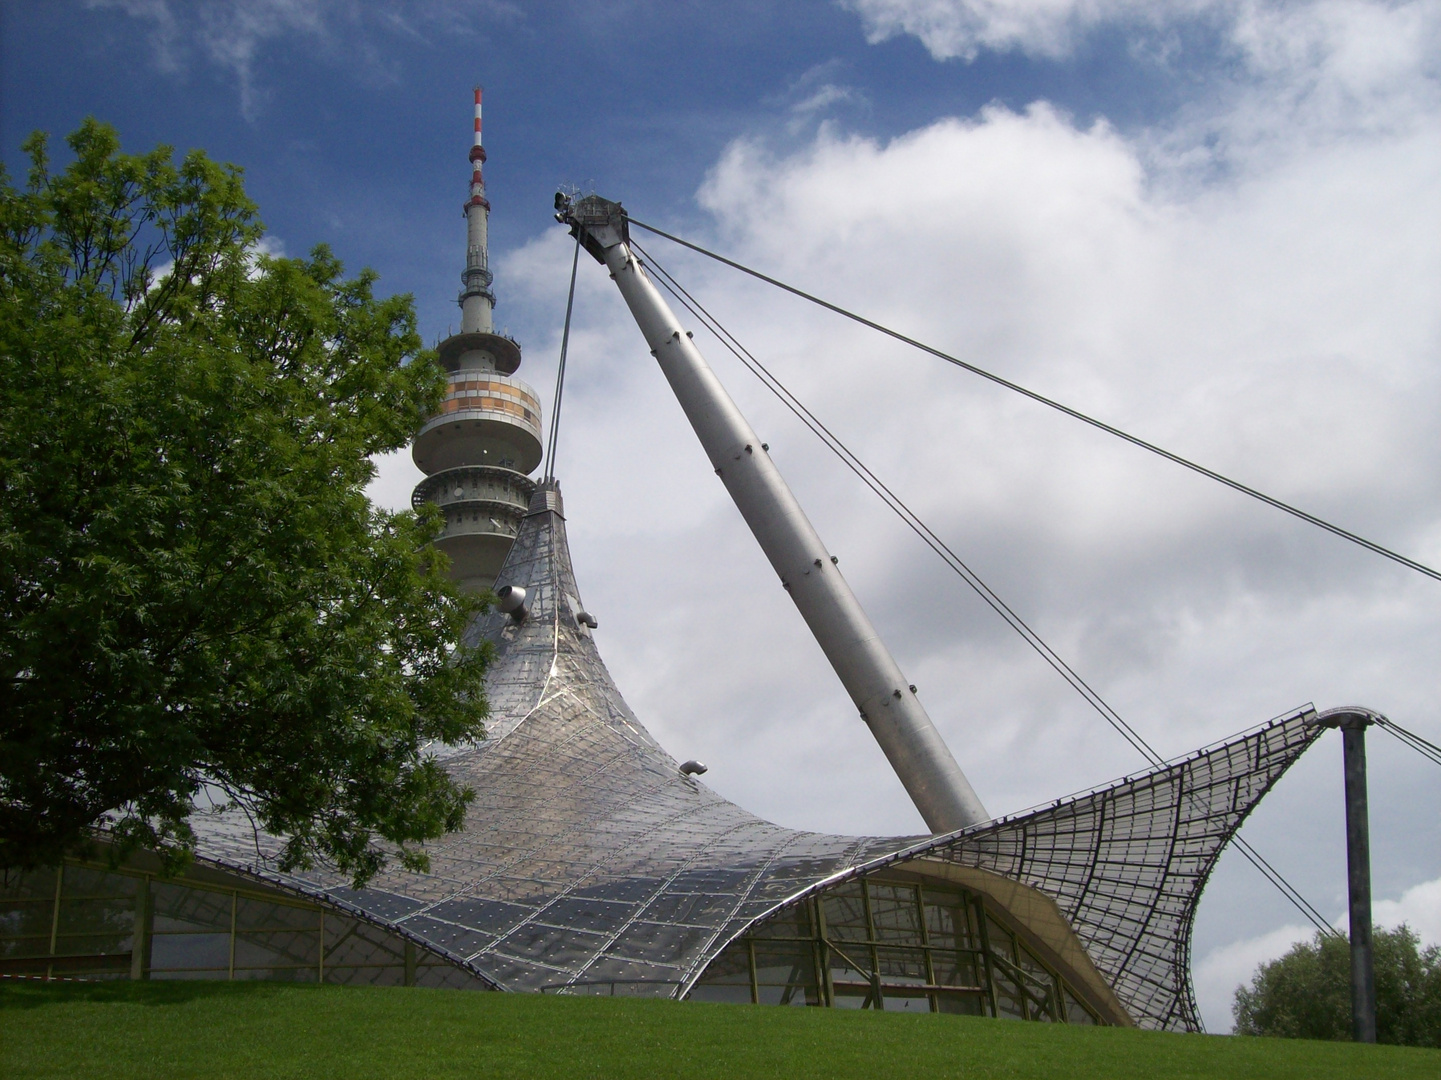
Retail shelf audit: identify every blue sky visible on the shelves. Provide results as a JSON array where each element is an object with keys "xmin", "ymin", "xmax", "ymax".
[
  {"xmin": 4, "ymin": 0, "xmax": 1220, "ymax": 336},
  {"xmin": 6, "ymin": 0, "xmax": 1440, "ymax": 1030}
]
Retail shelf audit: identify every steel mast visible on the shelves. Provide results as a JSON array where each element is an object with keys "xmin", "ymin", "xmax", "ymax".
[{"xmin": 558, "ymin": 194, "xmax": 988, "ymax": 834}]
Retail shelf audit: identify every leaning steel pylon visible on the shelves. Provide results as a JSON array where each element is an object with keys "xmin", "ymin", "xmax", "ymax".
[{"xmin": 411, "ymin": 87, "xmax": 543, "ymax": 592}]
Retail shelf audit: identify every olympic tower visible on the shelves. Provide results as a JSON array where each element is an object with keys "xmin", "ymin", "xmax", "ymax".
[{"xmin": 411, "ymin": 89, "xmax": 543, "ymax": 592}]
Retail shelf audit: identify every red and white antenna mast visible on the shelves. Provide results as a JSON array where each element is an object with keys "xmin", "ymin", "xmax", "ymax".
[{"xmin": 461, "ymin": 85, "xmax": 495, "ymax": 333}]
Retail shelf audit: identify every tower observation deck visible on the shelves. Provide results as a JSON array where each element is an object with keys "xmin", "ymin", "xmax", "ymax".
[{"xmin": 412, "ymin": 89, "xmax": 542, "ymax": 592}]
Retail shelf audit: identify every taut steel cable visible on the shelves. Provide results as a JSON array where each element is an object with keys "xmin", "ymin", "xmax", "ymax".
[
  {"xmin": 627, "ymin": 216, "xmax": 1441, "ymax": 587},
  {"xmin": 543, "ymin": 234, "xmax": 582, "ymax": 483},
  {"xmin": 632, "ymin": 238, "xmax": 1342, "ymax": 940}
]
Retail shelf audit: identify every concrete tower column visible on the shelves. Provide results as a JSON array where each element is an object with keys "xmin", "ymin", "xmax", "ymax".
[{"xmin": 410, "ymin": 90, "xmax": 542, "ymax": 593}]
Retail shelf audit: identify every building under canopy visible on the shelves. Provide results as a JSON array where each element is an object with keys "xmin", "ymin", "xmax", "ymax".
[{"xmin": 2, "ymin": 484, "xmax": 1325, "ymax": 1029}]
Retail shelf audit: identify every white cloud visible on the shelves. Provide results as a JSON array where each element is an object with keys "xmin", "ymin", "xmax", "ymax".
[
  {"xmin": 368, "ymin": 447, "xmax": 422, "ymax": 512},
  {"xmin": 791, "ymin": 83, "xmax": 862, "ymax": 117},
  {"xmin": 840, "ymin": 0, "xmax": 1441, "ymax": 133},
  {"xmin": 1194, "ymin": 921, "xmax": 1315, "ymax": 1033},
  {"xmin": 1193, "ymin": 874, "xmax": 1441, "ymax": 1031},
  {"xmin": 90, "ymin": 0, "xmax": 333, "ymax": 118},
  {"xmin": 1373, "ymin": 874, "xmax": 1441, "ymax": 946},
  {"xmin": 848, "ymin": 1, "xmax": 1441, "ymax": 188},
  {"xmin": 842, "ymin": 0, "xmax": 1217, "ymax": 60},
  {"xmin": 1181, "ymin": 3, "xmax": 1441, "ymax": 178}
]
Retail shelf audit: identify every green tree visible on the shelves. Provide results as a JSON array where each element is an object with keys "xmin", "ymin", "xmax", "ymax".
[
  {"xmin": 1234, "ymin": 925, "xmax": 1441, "ymax": 1046},
  {"xmin": 0, "ymin": 120, "xmax": 487, "ymax": 886}
]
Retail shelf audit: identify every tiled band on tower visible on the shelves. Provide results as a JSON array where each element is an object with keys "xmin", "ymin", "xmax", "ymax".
[{"xmin": 410, "ymin": 87, "xmax": 542, "ymax": 592}]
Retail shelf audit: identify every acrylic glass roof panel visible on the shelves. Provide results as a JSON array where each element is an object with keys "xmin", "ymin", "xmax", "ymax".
[
  {"xmin": 801, "ymin": 709, "xmax": 1325, "ymax": 1031},
  {"xmin": 192, "ymin": 485, "xmax": 908, "ymax": 994},
  {"xmin": 191, "ymin": 482, "xmax": 1322, "ymax": 1029}
]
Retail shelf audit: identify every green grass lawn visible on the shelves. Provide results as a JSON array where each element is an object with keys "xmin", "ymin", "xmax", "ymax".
[{"xmin": 3, "ymin": 980, "xmax": 1437, "ymax": 1079}]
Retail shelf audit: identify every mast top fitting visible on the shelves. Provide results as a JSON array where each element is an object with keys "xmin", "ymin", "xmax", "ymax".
[{"xmin": 555, "ymin": 193, "xmax": 629, "ymax": 265}]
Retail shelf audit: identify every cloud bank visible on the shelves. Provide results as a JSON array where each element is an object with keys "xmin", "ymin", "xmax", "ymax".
[
  {"xmin": 842, "ymin": 0, "xmax": 1441, "ymax": 81},
  {"xmin": 1192, "ymin": 871, "xmax": 1441, "ymax": 1029}
]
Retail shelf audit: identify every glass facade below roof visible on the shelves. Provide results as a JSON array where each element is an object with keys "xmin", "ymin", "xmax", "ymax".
[
  {"xmin": 0, "ymin": 861, "xmax": 488, "ymax": 989},
  {"xmin": 687, "ymin": 874, "xmax": 1103, "ymax": 1022}
]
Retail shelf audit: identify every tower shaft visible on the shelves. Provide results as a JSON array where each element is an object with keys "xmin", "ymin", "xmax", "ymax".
[{"xmin": 411, "ymin": 90, "xmax": 539, "ymax": 593}]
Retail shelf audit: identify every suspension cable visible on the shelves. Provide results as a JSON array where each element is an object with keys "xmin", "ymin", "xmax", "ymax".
[
  {"xmin": 1230, "ymin": 834, "xmax": 1341, "ymax": 937},
  {"xmin": 1376, "ymin": 717, "xmax": 1441, "ymax": 768},
  {"xmin": 632, "ymin": 238, "xmax": 1343, "ymax": 941},
  {"xmin": 626, "ymin": 216, "xmax": 1441, "ymax": 587},
  {"xmin": 542, "ymin": 234, "xmax": 581, "ymax": 483},
  {"xmin": 632, "ymin": 240, "xmax": 1160, "ymax": 761}
]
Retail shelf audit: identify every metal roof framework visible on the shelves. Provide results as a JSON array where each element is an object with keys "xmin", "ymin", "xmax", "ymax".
[{"xmin": 186, "ymin": 485, "xmax": 1323, "ymax": 1030}]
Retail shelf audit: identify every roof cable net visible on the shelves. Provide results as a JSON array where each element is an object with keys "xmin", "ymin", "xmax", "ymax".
[{"xmin": 184, "ymin": 498, "xmax": 1326, "ymax": 1030}]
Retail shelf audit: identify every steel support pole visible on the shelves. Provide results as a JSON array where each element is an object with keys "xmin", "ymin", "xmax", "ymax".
[
  {"xmin": 575, "ymin": 204, "xmax": 987, "ymax": 833},
  {"xmin": 1341, "ymin": 717, "xmax": 1377, "ymax": 1043}
]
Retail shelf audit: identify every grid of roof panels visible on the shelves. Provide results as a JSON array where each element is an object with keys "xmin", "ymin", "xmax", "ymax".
[{"xmin": 187, "ymin": 484, "xmax": 1322, "ymax": 1030}]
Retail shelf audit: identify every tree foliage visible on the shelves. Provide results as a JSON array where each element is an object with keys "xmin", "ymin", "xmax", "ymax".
[
  {"xmin": 0, "ymin": 120, "xmax": 488, "ymax": 885},
  {"xmin": 1234, "ymin": 925, "xmax": 1441, "ymax": 1046}
]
